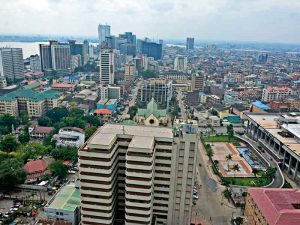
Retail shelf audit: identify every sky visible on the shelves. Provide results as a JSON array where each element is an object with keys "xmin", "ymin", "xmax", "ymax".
[{"xmin": 0, "ymin": 0, "xmax": 300, "ymax": 43}]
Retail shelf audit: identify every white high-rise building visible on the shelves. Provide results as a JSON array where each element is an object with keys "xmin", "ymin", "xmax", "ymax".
[
  {"xmin": 174, "ymin": 56, "xmax": 187, "ymax": 72},
  {"xmin": 0, "ymin": 48, "xmax": 24, "ymax": 82},
  {"xmin": 98, "ymin": 24, "xmax": 111, "ymax": 44},
  {"xmin": 79, "ymin": 122, "xmax": 198, "ymax": 225},
  {"xmin": 51, "ymin": 44, "xmax": 71, "ymax": 71},
  {"xmin": 100, "ymin": 48, "xmax": 115, "ymax": 84},
  {"xmin": 124, "ymin": 62, "xmax": 135, "ymax": 82}
]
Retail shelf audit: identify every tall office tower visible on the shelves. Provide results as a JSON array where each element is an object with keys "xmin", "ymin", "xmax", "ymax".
[
  {"xmin": 174, "ymin": 56, "xmax": 188, "ymax": 72},
  {"xmin": 159, "ymin": 39, "xmax": 163, "ymax": 45},
  {"xmin": 29, "ymin": 54, "xmax": 42, "ymax": 72},
  {"xmin": 88, "ymin": 45, "xmax": 94, "ymax": 59},
  {"xmin": 192, "ymin": 73, "xmax": 205, "ymax": 91},
  {"xmin": 133, "ymin": 57, "xmax": 143, "ymax": 74},
  {"xmin": 68, "ymin": 40, "xmax": 89, "ymax": 65},
  {"xmin": 258, "ymin": 53, "xmax": 268, "ymax": 64},
  {"xmin": 140, "ymin": 41, "xmax": 162, "ymax": 60},
  {"xmin": 186, "ymin": 37, "xmax": 195, "ymax": 50},
  {"xmin": 119, "ymin": 32, "xmax": 137, "ymax": 45},
  {"xmin": 0, "ymin": 48, "xmax": 24, "ymax": 82},
  {"xmin": 99, "ymin": 48, "xmax": 115, "ymax": 84},
  {"xmin": 39, "ymin": 44, "xmax": 52, "ymax": 71},
  {"xmin": 120, "ymin": 43, "xmax": 136, "ymax": 56},
  {"xmin": 71, "ymin": 55, "xmax": 82, "ymax": 71},
  {"xmin": 124, "ymin": 62, "xmax": 135, "ymax": 82},
  {"xmin": 50, "ymin": 44, "xmax": 71, "ymax": 71},
  {"xmin": 139, "ymin": 78, "xmax": 173, "ymax": 108},
  {"xmin": 79, "ymin": 122, "xmax": 198, "ymax": 225},
  {"xmin": 83, "ymin": 40, "xmax": 89, "ymax": 64},
  {"xmin": 98, "ymin": 24, "xmax": 111, "ymax": 44},
  {"xmin": 105, "ymin": 36, "xmax": 118, "ymax": 49}
]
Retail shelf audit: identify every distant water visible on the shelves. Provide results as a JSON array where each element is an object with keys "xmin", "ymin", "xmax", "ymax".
[{"xmin": 0, "ymin": 42, "xmax": 48, "ymax": 58}]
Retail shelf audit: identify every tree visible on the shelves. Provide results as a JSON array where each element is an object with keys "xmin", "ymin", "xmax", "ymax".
[
  {"xmin": 50, "ymin": 148, "xmax": 60, "ymax": 160},
  {"xmin": 50, "ymin": 161, "xmax": 68, "ymax": 178},
  {"xmin": 227, "ymin": 124, "xmax": 234, "ymax": 141},
  {"xmin": 68, "ymin": 108, "xmax": 84, "ymax": 117},
  {"xmin": 0, "ymin": 158, "xmax": 26, "ymax": 189},
  {"xmin": 0, "ymin": 135, "xmax": 18, "ymax": 152},
  {"xmin": 19, "ymin": 110, "xmax": 29, "ymax": 124},
  {"xmin": 38, "ymin": 116, "xmax": 52, "ymax": 126},
  {"xmin": 18, "ymin": 131, "xmax": 30, "ymax": 144},
  {"xmin": 207, "ymin": 148, "xmax": 214, "ymax": 158},
  {"xmin": 84, "ymin": 115, "xmax": 100, "ymax": 127},
  {"xmin": 51, "ymin": 147, "xmax": 78, "ymax": 162},
  {"xmin": 129, "ymin": 106, "xmax": 138, "ymax": 120},
  {"xmin": 141, "ymin": 70, "xmax": 158, "ymax": 79},
  {"xmin": 85, "ymin": 126, "xmax": 97, "ymax": 141},
  {"xmin": 63, "ymin": 116, "xmax": 86, "ymax": 129},
  {"xmin": 252, "ymin": 168, "xmax": 258, "ymax": 177},
  {"xmin": 226, "ymin": 154, "xmax": 233, "ymax": 171},
  {"xmin": 18, "ymin": 142, "xmax": 49, "ymax": 161},
  {"xmin": 0, "ymin": 114, "xmax": 19, "ymax": 135},
  {"xmin": 266, "ymin": 167, "xmax": 277, "ymax": 179},
  {"xmin": 232, "ymin": 164, "xmax": 240, "ymax": 176},
  {"xmin": 46, "ymin": 107, "xmax": 68, "ymax": 123}
]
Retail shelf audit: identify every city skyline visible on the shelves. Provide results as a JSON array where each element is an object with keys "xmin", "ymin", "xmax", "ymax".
[{"xmin": 0, "ymin": 0, "xmax": 300, "ymax": 44}]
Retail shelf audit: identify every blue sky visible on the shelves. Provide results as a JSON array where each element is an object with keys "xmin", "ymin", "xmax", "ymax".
[{"xmin": 0, "ymin": 0, "xmax": 300, "ymax": 43}]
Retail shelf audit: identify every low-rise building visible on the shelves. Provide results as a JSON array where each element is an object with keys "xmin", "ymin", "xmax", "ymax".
[
  {"xmin": 245, "ymin": 188, "xmax": 300, "ymax": 225},
  {"xmin": 53, "ymin": 127, "xmax": 85, "ymax": 148},
  {"xmin": 24, "ymin": 159, "xmax": 49, "ymax": 183},
  {"xmin": 262, "ymin": 86, "xmax": 293, "ymax": 102},
  {"xmin": 52, "ymin": 83, "xmax": 76, "ymax": 92},
  {"xmin": 93, "ymin": 108, "xmax": 113, "ymax": 123},
  {"xmin": 29, "ymin": 125, "xmax": 55, "ymax": 139},
  {"xmin": 96, "ymin": 98, "xmax": 117, "ymax": 112},
  {"xmin": 45, "ymin": 183, "xmax": 81, "ymax": 225}
]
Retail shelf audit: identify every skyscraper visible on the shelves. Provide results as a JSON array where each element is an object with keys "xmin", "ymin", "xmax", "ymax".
[
  {"xmin": 124, "ymin": 62, "xmax": 135, "ymax": 82},
  {"xmin": 79, "ymin": 122, "xmax": 198, "ymax": 225},
  {"xmin": 186, "ymin": 37, "xmax": 195, "ymax": 50},
  {"xmin": 99, "ymin": 48, "xmax": 115, "ymax": 84},
  {"xmin": 174, "ymin": 56, "xmax": 188, "ymax": 72},
  {"xmin": 98, "ymin": 24, "xmax": 111, "ymax": 44},
  {"xmin": 51, "ymin": 44, "xmax": 71, "ymax": 71},
  {"xmin": 139, "ymin": 41, "xmax": 162, "ymax": 60},
  {"xmin": 39, "ymin": 44, "xmax": 52, "ymax": 71},
  {"xmin": 0, "ymin": 48, "xmax": 24, "ymax": 82},
  {"xmin": 191, "ymin": 72, "xmax": 205, "ymax": 91}
]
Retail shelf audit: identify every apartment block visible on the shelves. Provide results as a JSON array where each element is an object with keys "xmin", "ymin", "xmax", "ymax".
[
  {"xmin": 0, "ymin": 89, "xmax": 59, "ymax": 117},
  {"xmin": 262, "ymin": 86, "xmax": 293, "ymax": 102},
  {"xmin": 79, "ymin": 123, "xmax": 198, "ymax": 225}
]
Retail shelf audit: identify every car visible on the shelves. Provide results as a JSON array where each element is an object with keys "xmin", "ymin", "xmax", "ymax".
[{"xmin": 193, "ymin": 195, "xmax": 199, "ymax": 199}]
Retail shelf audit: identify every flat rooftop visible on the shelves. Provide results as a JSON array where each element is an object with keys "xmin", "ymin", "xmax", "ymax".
[
  {"xmin": 266, "ymin": 129, "xmax": 299, "ymax": 144},
  {"xmin": 87, "ymin": 124, "xmax": 173, "ymax": 147},
  {"xmin": 47, "ymin": 183, "xmax": 80, "ymax": 212},
  {"xmin": 129, "ymin": 136, "xmax": 154, "ymax": 150},
  {"xmin": 285, "ymin": 144, "xmax": 300, "ymax": 156},
  {"xmin": 247, "ymin": 114, "xmax": 278, "ymax": 129},
  {"xmin": 282, "ymin": 124, "xmax": 300, "ymax": 140}
]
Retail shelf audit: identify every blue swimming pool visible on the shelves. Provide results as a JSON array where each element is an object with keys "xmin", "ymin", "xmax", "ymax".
[{"xmin": 236, "ymin": 147, "xmax": 265, "ymax": 170}]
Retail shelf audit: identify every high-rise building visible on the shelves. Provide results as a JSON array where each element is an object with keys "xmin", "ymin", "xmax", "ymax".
[
  {"xmin": 79, "ymin": 122, "xmax": 198, "ymax": 225},
  {"xmin": 39, "ymin": 44, "xmax": 52, "ymax": 71},
  {"xmin": 174, "ymin": 56, "xmax": 188, "ymax": 72},
  {"xmin": 0, "ymin": 48, "xmax": 24, "ymax": 82},
  {"xmin": 29, "ymin": 54, "xmax": 42, "ymax": 72},
  {"xmin": 191, "ymin": 73, "xmax": 205, "ymax": 91},
  {"xmin": 119, "ymin": 32, "xmax": 136, "ymax": 45},
  {"xmin": 71, "ymin": 55, "xmax": 82, "ymax": 71},
  {"xmin": 258, "ymin": 53, "xmax": 268, "ymax": 64},
  {"xmin": 139, "ymin": 78, "xmax": 173, "ymax": 108},
  {"xmin": 98, "ymin": 24, "xmax": 111, "ymax": 44},
  {"xmin": 99, "ymin": 48, "xmax": 115, "ymax": 84},
  {"xmin": 124, "ymin": 62, "xmax": 135, "ymax": 82},
  {"xmin": 51, "ymin": 44, "xmax": 71, "ymax": 71},
  {"xmin": 186, "ymin": 37, "xmax": 194, "ymax": 50},
  {"xmin": 139, "ymin": 41, "xmax": 162, "ymax": 60}
]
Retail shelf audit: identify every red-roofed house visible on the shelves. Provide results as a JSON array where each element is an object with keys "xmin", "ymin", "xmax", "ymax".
[
  {"xmin": 24, "ymin": 159, "xmax": 49, "ymax": 182},
  {"xmin": 94, "ymin": 109, "xmax": 112, "ymax": 123},
  {"xmin": 245, "ymin": 188, "xmax": 300, "ymax": 225},
  {"xmin": 51, "ymin": 83, "xmax": 75, "ymax": 92}
]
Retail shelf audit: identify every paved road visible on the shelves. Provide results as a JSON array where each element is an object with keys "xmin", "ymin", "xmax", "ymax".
[{"xmin": 193, "ymin": 141, "xmax": 241, "ymax": 225}]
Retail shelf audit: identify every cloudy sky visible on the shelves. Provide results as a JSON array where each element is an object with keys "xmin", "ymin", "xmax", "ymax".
[{"xmin": 1, "ymin": 0, "xmax": 300, "ymax": 43}]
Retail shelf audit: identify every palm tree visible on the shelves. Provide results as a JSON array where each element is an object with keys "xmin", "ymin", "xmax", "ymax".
[
  {"xmin": 232, "ymin": 164, "xmax": 240, "ymax": 177},
  {"xmin": 252, "ymin": 168, "xmax": 258, "ymax": 177},
  {"xmin": 226, "ymin": 154, "xmax": 232, "ymax": 171}
]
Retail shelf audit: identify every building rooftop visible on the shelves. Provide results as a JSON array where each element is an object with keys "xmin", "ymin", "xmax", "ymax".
[
  {"xmin": 248, "ymin": 188, "xmax": 300, "ymax": 225},
  {"xmin": 137, "ymin": 98, "xmax": 167, "ymax": 118},
  {"xmin": 52, "ymin": 83, "xmax": 75, "ymax": 88},
  {"xmin": 0, "ymin": 89, "xmax": 59, "ymax": 101},
  {"xmin": 266, "ymin": 128, "xmax": 299, "ymax": 144},
  {"xmin": 129, "ymin": 136, "xmax": 155, "ymax": 150},
  {"xmin": 47, "ymin": 183, "xmax": 80, "ymax": 212},
  {"xmin": 252, "ymin": 101, "xmax": 270, "ymax": 110},
  {"xmin": 24, "ymin": 160, "xmax": 48, "ymax": 174},
  {"xmin": 282, "ymin": 124, "xmax": 300, "ymax": 139},
  {"xmin": 94, "ymin": 108, "xmax": 113, "ymax": 115},
  {"xmin": 247, "ymin": 114, "xmax": 278, "ymax": 129}
]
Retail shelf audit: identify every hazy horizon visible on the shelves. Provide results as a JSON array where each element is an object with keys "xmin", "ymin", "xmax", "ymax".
[{"xmin": 1, "ymin": 0, "xmax": 300, "ymax": 44}]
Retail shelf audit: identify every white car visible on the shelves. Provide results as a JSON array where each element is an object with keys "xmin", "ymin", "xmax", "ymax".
[{"xmin": 193, "ymin": 195, "xmax": 199, "ymax": 199}]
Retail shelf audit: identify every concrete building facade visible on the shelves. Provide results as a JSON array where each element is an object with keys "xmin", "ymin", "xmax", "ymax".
[
  {"xmin": 79, "ymin": 123, "xmax": 198, "ymax": 225},
  {"xmin": 0, "ymin": 48, "xmax": 24, "ymax": 82},
  {"xmin": 100, "ymin": 48, "xmax": 115, "ymax": 84}
]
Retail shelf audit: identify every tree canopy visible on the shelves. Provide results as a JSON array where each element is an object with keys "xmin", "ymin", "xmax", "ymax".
[
  {"xmin": 50, "ymin": 161, "xmax": 68, "ymax": 178},
  {"xmin": 46, "ymin": 107, "xmax": 68, "ymax": 123},
  {"xmin": 0, "ymin": 158, "xmax": 26, "ymax": 189},
  {"xmin": 18, "ymin": 142, "xmax": 49, "ymax": 162},
  {"xmin": 0, "ymin": 114, "xmax": 19, "ymax": 135},
  {"xmin": 141, "ymin": 70, "xmax": 158, "ymax": 79},
  {"xmin": 0, "ymin": 135, "xmax": 18, "ymax": 152}
]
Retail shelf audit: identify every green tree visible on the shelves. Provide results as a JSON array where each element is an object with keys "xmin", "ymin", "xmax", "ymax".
[
  {"xmin": 129, "ymin": 106, "xmax": 138, "ymax": 120},
  {"xmin": 207, "ymin": 148, "xmax": 214, "ymax": 158},
  {"xmin": 141, "ymin": 70, "xmax": 158, "ymax": 79},
  {"xmin": 226, "ymin": 153, "xmax": 232, "ymax": 171},
  {"xmin": 252, "ymin": 168, "xmax": 258, "ymax": 177},
  {"xmin": 226, "ymin": 124, "xmax": 234, "ymax": 141},
  {"xmin": 0, "ymin": 114, "xmax": 19, "ymax": 135},
  {"xmin": 46, "ymin": 107, "xmax": 68, "ymax": 123},
  {"xmin": 18, "ymin": 142, "xmax": 49, "ymax": 161},
  {"xmin": 51, "ymin": 147, "xmax": 78, "ymax": 162},
  {"xmin": 18, "ymin": 131, "xmax": 30, "ymax": 144},
  {"xmin": 68, "ymin": 108, "xmax": 84, "ymax": 117},
  {"xmin": 38, "ymin": 116, "xmax": 52, "ymax": 126},
  {"xmin": 63, "ymin": 116, "xmax": 86, "ymax": 129},
  {"xmin": 50, "ymin": 148, "xmax": 60, "ymax": 160},
  {"xmin": 50, "ymin": 161, "xmax": 68, "ymax": 178},
  {"xmin": 19, "ymin": 110, "xmax": 29, "ymax": 124},
  {"xmin": 0, "ymin": 158, "xmax": 26, "ymax": 189},
  {"xmin": 266, "ymin": 167, "xmax": 277, "ymax": 179},
  {"xmin": 0, "ymin": 135, "xmax": 18, "ymax": 152},
  {"xmin": 85, "ymin": 126, "xmax": 97, "ymax": 141},
  {"xmin": 84, "ymin": 115, "xmax": 100, "ymax": 127}
]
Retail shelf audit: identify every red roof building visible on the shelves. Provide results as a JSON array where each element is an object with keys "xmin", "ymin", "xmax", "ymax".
[
  {"xmin": 94, "ymin": 109, "xmax": 113, "ymax": 115},
  {"xmin": 51, "ymin": 83, "xmax": 75, "ymax": 92},
  {"xmin": 24, "ymin": 160, "xmax": 49, "ymax": 181},
  {"xmin": 245, "ymin": 188, "xmax": 300, "ymax": 225}
]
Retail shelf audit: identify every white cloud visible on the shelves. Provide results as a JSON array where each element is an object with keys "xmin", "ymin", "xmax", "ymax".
[{"xmin": 0, "ymin": 0, "xmax": 299, "ymax": 43}]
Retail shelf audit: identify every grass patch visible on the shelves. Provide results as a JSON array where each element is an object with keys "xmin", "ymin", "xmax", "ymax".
[
  {"xmin": 202, "ymin": 135, "xmax": 239, "ymax": 145},
  {"xmin": 222, "ymin": 177, "xmax": 272, "ymax": 187}
]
